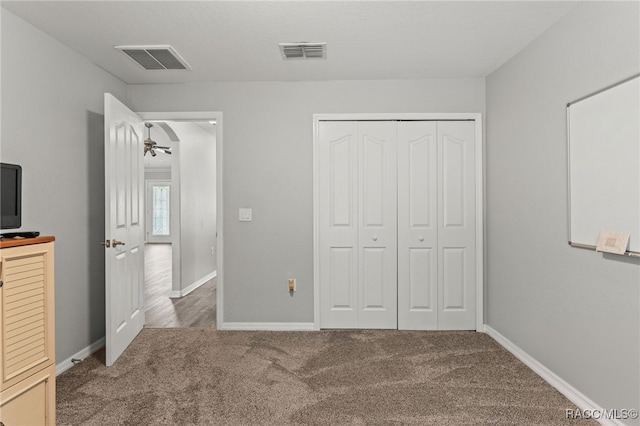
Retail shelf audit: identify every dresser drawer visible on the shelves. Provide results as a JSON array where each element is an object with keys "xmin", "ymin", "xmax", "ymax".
[
  {"xmin": 0, "ymin": 242, "xmax": 55, "ymax": 390},
  {"xmin": 0, "ymin": 363, "xmax": 56, "ymax": 426}
]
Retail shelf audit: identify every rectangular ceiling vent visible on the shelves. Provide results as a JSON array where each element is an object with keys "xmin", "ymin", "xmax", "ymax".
[
  {"xmin": 115, "ymin": 45, "xmax": 191, "ymax": 70},
  {"xmin": 279, "ymin": 42, "xmax": 326, "ymax": 60}
]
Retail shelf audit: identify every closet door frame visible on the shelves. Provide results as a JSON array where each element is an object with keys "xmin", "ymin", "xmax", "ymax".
[{"xmin": 313, "ymin": 113, "xmax": 483, "ymax": 331}]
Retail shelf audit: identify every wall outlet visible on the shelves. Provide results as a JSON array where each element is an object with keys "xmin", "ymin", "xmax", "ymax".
[{"xmin": 288, "ymin": 278, "xmax": 296, "ymax": 292}]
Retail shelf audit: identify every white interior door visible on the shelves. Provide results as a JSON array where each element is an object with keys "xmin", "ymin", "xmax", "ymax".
[
  {"xmin": 357, "ymin": 122, "xmax": 397, "ymax": 328},
  {"xmin": 437, "ymin": 121, "xmax": 476, "ymax": 329},
  {"xmin": 319, "ymin": 121, "xmax": 397, "ymax": 329},
  {"xmin": 397, "ymin": 121, "xmax": 438, "ymax": 330},
  {"xmin": 104, "ymin": 93, "xmax": 145, "ymax": 366},
  {"xmin": 319, "ymin": 121, "xmax": 358, "ymax": 328},
  {"xmin": 398, "ymin": 121, "xmax": 476, "ymax": 330}
]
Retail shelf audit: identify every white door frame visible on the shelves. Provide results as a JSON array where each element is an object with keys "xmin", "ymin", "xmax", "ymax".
[
  {"xmin": 313, "ymin": 113, "xmax": 484, "ymax": 331},
  {"xmin": 137, "ymin": 111, "xmax": 224, "ymax": 328}
]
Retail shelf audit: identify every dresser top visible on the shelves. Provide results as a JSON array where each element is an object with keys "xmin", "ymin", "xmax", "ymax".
[{"xmin": 0, "ymin": 236, "xmax": 55, "ymax": 249}]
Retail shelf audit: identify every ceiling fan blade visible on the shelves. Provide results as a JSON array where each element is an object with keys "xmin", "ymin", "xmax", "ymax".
[{"xmin": 156, "ymin": 145, "xmax": 171, "ymax": 150}]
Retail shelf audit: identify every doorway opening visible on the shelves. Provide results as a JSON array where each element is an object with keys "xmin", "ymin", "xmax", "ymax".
[{"xmin": 141, "ymin": 115, "xmax": 221, "ymax": 328}]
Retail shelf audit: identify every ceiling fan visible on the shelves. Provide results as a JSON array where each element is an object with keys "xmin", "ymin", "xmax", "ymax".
[{"xmin": 144, "ymin": 123, "xmax": 172, "ymax": 156}]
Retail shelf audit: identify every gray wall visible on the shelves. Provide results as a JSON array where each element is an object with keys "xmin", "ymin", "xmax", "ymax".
[
  {"xmin": 1, "ymin": 10, "xmax": 127, "ymax": 361},
  {"xmin": 144, "ymin": 169, "xmax": 171, "ymax": 181},
  {"xmin": 127, "ymin": 79, "xmax": 485, "ymax": 322},
  {"xmin": 171, "ymin": 122, "xmax": 217, "ymax": 291},
  {"xmin": 486, "ymin": 1, "xmax": 639, "ymax": 420}
]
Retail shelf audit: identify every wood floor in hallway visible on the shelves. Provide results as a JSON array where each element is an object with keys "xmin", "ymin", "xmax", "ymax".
[{"xmin": 144, "ymin": 243, "xmax": 216, "ymax": 328}]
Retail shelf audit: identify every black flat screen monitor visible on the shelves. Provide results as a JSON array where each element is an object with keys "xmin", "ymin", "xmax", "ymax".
[{"xmin": 1, "ymin": 163, "xmax": 22, "ymax": 229}]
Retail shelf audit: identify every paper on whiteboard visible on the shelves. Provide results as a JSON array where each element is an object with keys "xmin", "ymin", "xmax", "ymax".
[{"xmin": 595, "ymin": 231, "xmax": 630, "ymax": 255}]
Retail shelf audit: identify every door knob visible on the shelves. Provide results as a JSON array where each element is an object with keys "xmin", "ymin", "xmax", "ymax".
[{"xmin": 112, "ymin": 239, "xmax": 126, "ymax": 247}]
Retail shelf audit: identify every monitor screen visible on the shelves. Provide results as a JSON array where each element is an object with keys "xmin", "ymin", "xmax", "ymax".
[{"xmin": 1, "ymin": 163, "xmax": 22, "ymax": 229}]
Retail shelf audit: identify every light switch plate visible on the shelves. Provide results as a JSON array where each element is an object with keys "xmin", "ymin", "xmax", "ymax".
[{"xmin": 239, "ymin": 208, "xmax": 252, "ymax": 222}]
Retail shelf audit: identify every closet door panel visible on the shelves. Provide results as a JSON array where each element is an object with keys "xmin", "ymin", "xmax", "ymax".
[
  {"xmin": 442, "ymin": 135, "xmax": 465, "ymax": 228},
  {"xmin": 397, "ymin": 121, "xmax": 438, "ymax": 330},
  {"xmin": 407, "ymin": 248, "xmax": 436, "ymax": 308},
  {"xmin": 362, "ymin": 248, "xmax": 385, "ymax": 308},
  {"xmin": 319, "ymin": 122, "xmax": 359, "ymax": 328},
  {"xmin": 358, "ymin": 122, "xmax": 397, "ymax": 329},
  {"xmin": 437, "ymin": 121, "xmax": 476, "ymax": 330},
  {"xmin": 361, "ymin": 134, "xmax": 385, "ymax": 227},
  {"xmin": 442, "ymin": 247, "xmax": 465, "ymax": 309},
  {"xmin": 329, "ymin": 248, "xmax": 356, "ymax": 310}
]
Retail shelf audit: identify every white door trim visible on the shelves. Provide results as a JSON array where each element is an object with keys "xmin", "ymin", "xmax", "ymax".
[
  {"xmin": 313, "ymin": 113, "xmax": 484, "ymax": 331},
  {"xmin": 137, "ymin": 111, "xmax": 224, "ymax": 328}
]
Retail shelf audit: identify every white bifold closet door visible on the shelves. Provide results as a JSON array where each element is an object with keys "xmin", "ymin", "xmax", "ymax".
[
  {"xmin": 319, "ymin": 120, "xmax": 475, "ymax": 330},
  {"xmin": 318, "ymin": 121, "xmax": 398, "ymax": 329},
  {"xmin": 397, "ymin": 121, "xmax": 476, "ymax": 330}
]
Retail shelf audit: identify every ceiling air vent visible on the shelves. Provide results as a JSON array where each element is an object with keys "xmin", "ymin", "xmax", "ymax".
[
  {"xmin": 279, "ymin": 42, "xmax": 326, "ymax": 60},
  {"xmin": 115, "ymin": 45, "xmax": 191, "ymax": 70}
]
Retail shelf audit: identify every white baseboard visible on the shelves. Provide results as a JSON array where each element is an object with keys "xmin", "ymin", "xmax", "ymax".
[
  {"xmin": 56, "ymin": 337, "xmax": 105, "ymax": 376},
  {"xmin": 482, "ymin": 325, "xmax": 626, "ymax": 426},
  {"xmin": 169, "ymin": 270, "xmax": 217, "ymax": 299},
  {"xmin": 219, "ymin": 322, "xmax": 316, "ymax": 331}
]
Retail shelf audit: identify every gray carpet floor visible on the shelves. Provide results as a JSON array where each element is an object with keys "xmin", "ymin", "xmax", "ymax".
[{"xmin": 56, "ymin": 329, "xmax": 596, "ymax": 425}]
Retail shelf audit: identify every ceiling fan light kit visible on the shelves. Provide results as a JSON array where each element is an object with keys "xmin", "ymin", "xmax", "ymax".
[{"xmin": 144, "ymin": 122, "xmax": 172, "ymax": 156}]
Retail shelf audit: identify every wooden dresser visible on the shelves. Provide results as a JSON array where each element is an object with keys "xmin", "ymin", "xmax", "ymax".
[{"xmin": 0, "ymin": 236, "xmax": 55, "ymax": 426}]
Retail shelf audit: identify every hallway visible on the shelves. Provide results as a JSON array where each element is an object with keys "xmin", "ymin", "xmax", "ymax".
[{"xmin": 144, "ymin": 243, "xmax": 216, "ymax": 328}]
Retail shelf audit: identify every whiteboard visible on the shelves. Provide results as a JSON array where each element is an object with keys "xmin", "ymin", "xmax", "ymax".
[{"xmin": 568, "ymin": 74, "xmax": 640, "ymax": 253}]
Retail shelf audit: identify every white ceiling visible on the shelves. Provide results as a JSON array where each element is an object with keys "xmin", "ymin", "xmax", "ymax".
[{"xmin": 1, "ymin": 1, "xmax": 579, "ymax": 84}]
